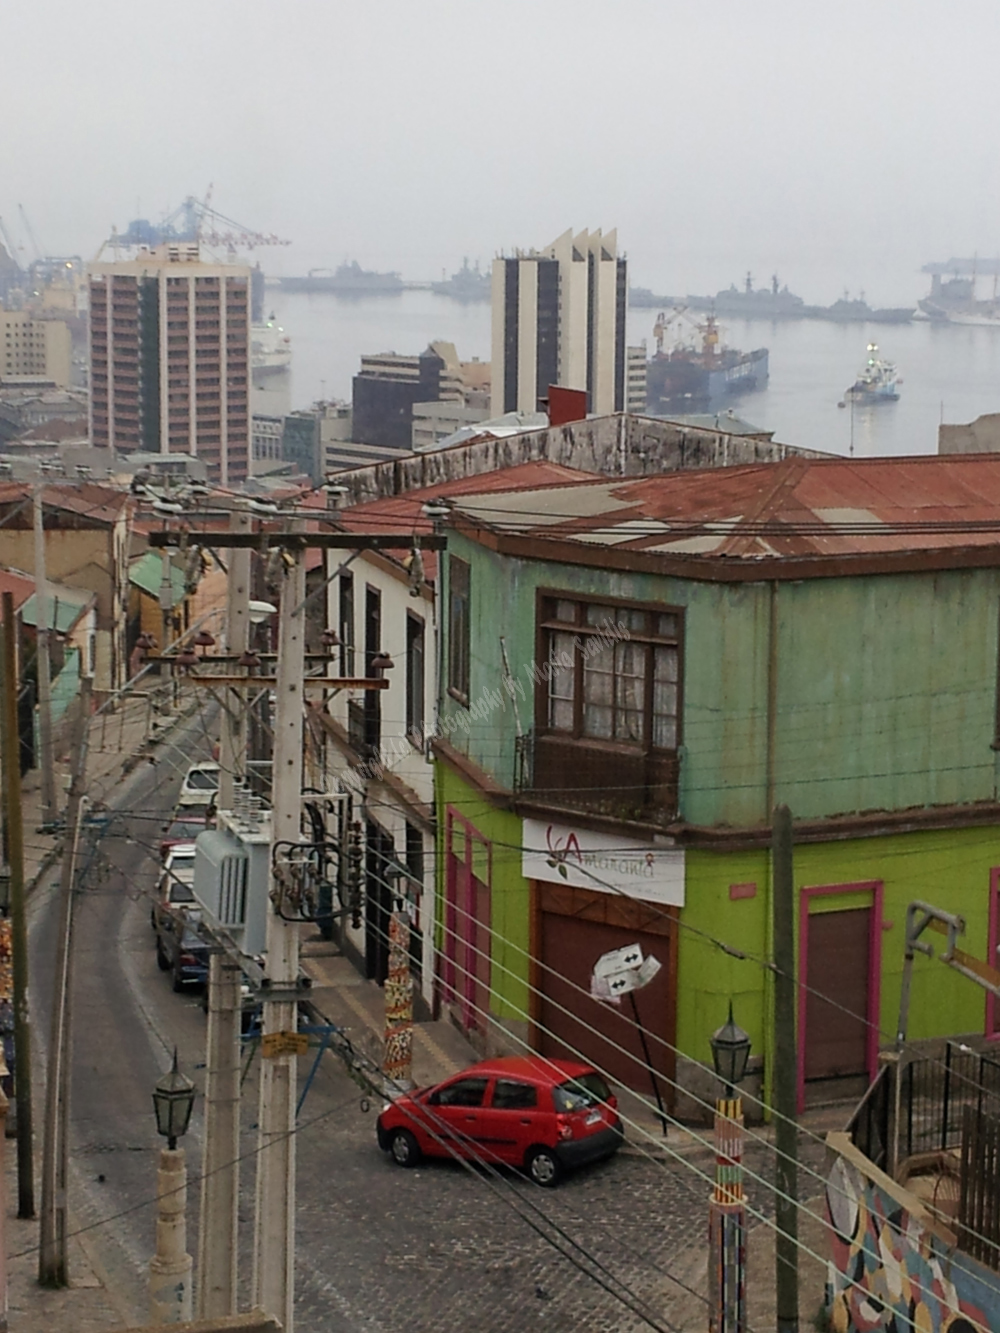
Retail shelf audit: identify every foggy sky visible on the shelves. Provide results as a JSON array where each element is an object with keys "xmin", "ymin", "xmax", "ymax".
[{"xmin": 3, "ymin": 0, "xmax": 999, "ymax": 306}]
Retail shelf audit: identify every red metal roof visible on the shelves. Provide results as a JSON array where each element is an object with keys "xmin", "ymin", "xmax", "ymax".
[{"xmin": 449, "ymin": 454, "xmax": 1000, "ymax": 565}]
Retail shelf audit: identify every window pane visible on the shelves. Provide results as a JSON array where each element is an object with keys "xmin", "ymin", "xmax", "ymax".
[
  {"xmin": 554, "ymin": 599, "xmax": 576, "ymax": 622},
  {"xmin": 652, "ymin": 645, "xmax": 678, "ymax": 749},
  {"xmin": 492, "ymin": 1080, "xmax": 538, "ymax": 1110},
  {"xmin": 657, "ymin": 613, "xmax": 678, "ymax": 638},
  {"xmin": 585, "ymin": 603, "xmax": 611, "ymax": 627},
  {"xmin": 583, "ymin": 702, "xmax": 614, "ymax": 738},
  {"xmin": 614, "ymin": 643, "xmax": 646, "ymax": 743},
  {"xmin": 547, "ymin": 630, "xmax": 576, "ymax": 730},
  {"xmin": 653, "ymin": 714, "xmax": 677, "ymax": 748},
  {"xmin": 583, "ymin": 640, "xmax": 614, "ymax": 738},
  {"xmin": 434, "ymin": 1076, "xmax": 488, "ymax": 1107},
  {"xmin": 654, "ymin": 645, "xmax": 678, "ymax": 682}
]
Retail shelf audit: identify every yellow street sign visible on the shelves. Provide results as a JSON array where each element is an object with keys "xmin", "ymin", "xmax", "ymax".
[{"xmin": 261, "ymin": 1031, "xmax": 309, "ymax": 1059}]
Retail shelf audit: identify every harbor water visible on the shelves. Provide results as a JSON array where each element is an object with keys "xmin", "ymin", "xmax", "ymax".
[{"xmin": 263, "ymin": 287, "xmax": 1000, "ymax": 459}]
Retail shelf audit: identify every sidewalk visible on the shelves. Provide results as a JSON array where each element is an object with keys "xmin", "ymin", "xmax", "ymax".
[
  {"xmin": 21, "ymin": 685, "xmax": 193, "ymax": 895},
  {"xmin": 5, "ymin": 687, "xmax": 199, "ymax": 1332}
]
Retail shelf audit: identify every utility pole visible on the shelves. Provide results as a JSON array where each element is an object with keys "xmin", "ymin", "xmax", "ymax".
[
  {"xmin": 32, "ymin": 488, "xmax": 56, "ymax": 829},
  {"xmin": 38, "ymin": 676, "xmax": 91, "ymax": 1286},
  {"xmin": 0, "ymin": 592, "xmax": 34, "ymax": 1219},
  {"xmin": 253, "ymin": 534, "xmax": 306, "ymax": 1333},
  {"xmin": 772, "ymin": 803, "xmax": 799, "ymax": 1333},
  {"xmin": 198, "ymin": 505, "xmax": 250, "ymax": 1320},
  {"xmin": 145, "ymin": 525, "xmax": 446, "ymax": 1332}
]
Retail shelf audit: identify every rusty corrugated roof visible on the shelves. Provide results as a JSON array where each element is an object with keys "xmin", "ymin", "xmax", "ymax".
[
  {"xmin": 331, "ymin": 462, "xmax": 600, "ymax": 579},
  {"xmin": 449, "ymin": 454, "xmax": 1000, "ymax": 564}
]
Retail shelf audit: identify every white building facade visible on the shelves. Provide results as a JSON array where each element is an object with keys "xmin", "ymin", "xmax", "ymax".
[{"xmin": 317, "ymin": 542, "xmax": 438, "ymax": 1008}]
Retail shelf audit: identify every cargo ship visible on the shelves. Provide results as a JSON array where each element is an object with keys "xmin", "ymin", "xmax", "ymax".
[
  {"xmin": 278, "ymin": 261, "xmax": 404, "ymax": 296},
  {"xmin": 646, "ymin": 310, "xmax": 769, "ymax": 414}
]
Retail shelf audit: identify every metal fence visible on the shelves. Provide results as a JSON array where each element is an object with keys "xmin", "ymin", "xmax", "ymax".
[
  {"xmin": 959, "ymin": 1104, "xmax": 1000, "ymax": 1271},
  {"xmin": 900, "ymin": 1042, "xmax": 1000, "ymax": 1161}
]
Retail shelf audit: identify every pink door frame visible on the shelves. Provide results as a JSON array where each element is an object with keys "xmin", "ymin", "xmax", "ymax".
[
  {"xmin": 442, "ymin": 805, "xmax": 492, "ymax": 1031},
  {"xmin": 796, "ymin": 879, "xmax": 883, "ymax": 1114},
  {"xmin": 987, "ymin": 868, "xmax": 1000, "ymax": 1039}
]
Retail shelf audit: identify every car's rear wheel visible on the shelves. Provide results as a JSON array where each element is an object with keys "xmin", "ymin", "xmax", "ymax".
[
  {"xmin": 526, "ymin": 1146, "xmax": 561, "ymax": 1187},
  {"xmin": 389, "ymin": 1128, "xmax": 421, "ymax": 1168},
  {"xmin": 156, "ymin": 938, "xmax": 170, "ymax": 971}
]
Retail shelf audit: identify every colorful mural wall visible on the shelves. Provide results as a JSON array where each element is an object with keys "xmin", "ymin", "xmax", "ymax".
[{"xmin": 825, "ymin": 1137, "xmax": 998, "ymax": 1333}]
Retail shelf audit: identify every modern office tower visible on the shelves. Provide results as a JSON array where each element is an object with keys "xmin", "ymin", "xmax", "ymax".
[
  {"xmin": 352, "ymin": 341, "xmax": 467, "ymax": 452},
  {"xmin": 490, "ymin": 228, "xmax": 627, "ymax": 418},
  {"xmin": 88, "ymin": 245, "xmax": 251, "ymax": 484}
]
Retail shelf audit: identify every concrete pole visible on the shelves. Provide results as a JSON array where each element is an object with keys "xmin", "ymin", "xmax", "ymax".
[
  {"xmin": 252, "ymin": 537, "xmax": 305, "ymax": 1333},
  {"xmin": 218, "ymin": 506, "xmax": 251, "ymax": 811},
  {"xmin": 32, "ymin": 487, "xmax": 56, "ymax": 829},
  {"xmin": 772, "ymin": 803, "xmax": 799, "ymax": 1333},
  {"xmin": 0, "ymin": 596, "xmax": 34, "ymax": 1220},
  {"xmin": 199, "ymin": 505, "xmax": 251, "ymax": 1320},
  {"xmin": 38, "ymin": 677, "xmax": 91, "ymax": 1286},
  {"xmin": 197, "ymin": 955, "xmax": 242, "ymax": 1319},
  {"xmin": 149, "ymin": 1146, "xmax": 193, "ymax": 1325}
]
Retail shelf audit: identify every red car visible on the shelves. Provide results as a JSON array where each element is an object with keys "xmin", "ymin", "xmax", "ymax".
[
  {"xmin": 159, "ymin": 815, "xmax": 209, "ymax": 860},
  {"xmin": 376, "ymin": 1055, "xmax": 624, "ymax": 1186}
]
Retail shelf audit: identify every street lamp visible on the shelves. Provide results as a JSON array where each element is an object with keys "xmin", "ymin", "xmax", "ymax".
[
  {"xmin": 152, "ymin": 1048, "xmax": 195, "ymax": 1150},
  {"xmin": 707, "ymin": 1005, "xmax": 750, "ymax": 1333},
  {"xmin": 709, "ymin": 1002, "xmax": 752, "ymax": 1096},
  {"xmin": 149, "ymin": 1050, "xmax": 195, "ymax": 1324}
]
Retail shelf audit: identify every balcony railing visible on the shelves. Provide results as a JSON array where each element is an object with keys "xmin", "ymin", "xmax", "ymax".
[{"xmin": 514, "ymin": 728, "xmax": 679, "ymax": 826}]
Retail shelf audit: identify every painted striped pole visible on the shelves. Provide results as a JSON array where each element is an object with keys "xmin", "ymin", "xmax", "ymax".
[{"xmin": 709, "ymin": 1096, "xmax": 746, "ymax": 1333}]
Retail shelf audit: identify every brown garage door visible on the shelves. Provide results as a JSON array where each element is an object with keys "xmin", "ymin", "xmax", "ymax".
[
  {"xmin": 803, "ymin": 906, "xmax": 870, "ymax": 1083},
  {"xmin": 538, "ymin": 897, "xmax": 676, "ymax": 1105}
]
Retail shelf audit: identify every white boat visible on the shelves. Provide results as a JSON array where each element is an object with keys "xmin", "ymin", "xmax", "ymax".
[
  {"xmin": 845, "ymin": 343, "xmax": 900, "ymax": 403},
  {"xmin": 251, "ymin": 315, "xmax": 291, "ymax": 378}
]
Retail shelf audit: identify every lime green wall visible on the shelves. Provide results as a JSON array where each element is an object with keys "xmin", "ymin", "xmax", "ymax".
[
  {"xmin": 437, "ymin": 755, "xmax": 1000, "ymax": 1074},
  {"xmin": 682, "ymin": 826, "xmax": 1000, "ymax": 1086}
]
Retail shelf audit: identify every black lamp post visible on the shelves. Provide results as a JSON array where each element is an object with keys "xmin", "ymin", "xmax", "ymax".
[
  {"xmin": 708, "ymin": 1004, "xmax": 752, "ymax": 1333},
  {"xmin": 152, "ymin": 1049, "xmax": 196, "ymax": 1151},
  {"xmin": 709, "ymin": 1002, "xmax": 752, "ymax": 1096}
]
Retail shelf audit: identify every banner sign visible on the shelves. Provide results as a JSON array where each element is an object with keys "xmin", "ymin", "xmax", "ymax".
[{"xmin": 522, "ymin": 819, "xmax": 684, "ymax": 907}]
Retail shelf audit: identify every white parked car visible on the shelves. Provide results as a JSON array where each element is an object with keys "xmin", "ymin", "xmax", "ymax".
[{"xmin": 177, "ymin": 762, "xmax": 220, "ymax": 807}]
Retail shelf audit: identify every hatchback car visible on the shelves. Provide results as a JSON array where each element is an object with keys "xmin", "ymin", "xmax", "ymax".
[
  {"xmin": 376, "ymin": 1055, "xmax": 623, "ymax": 1186},
  {"xmin": 177, "ymin": 762, "xmax": 220, "ymax": 807}
]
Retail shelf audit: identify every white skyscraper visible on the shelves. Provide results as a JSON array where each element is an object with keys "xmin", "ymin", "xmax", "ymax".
[{"xmin": 490, "ymin": 228, "xmax": 627, "ymax": 418}]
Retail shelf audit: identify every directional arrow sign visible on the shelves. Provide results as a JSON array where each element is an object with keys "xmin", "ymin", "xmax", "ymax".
[{"xmin": 590, "ymin": 944, "xmax": 662, "ymax": 1004}]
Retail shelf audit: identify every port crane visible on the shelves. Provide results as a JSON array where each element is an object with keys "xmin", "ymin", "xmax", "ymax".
[{"xmin": 99, "ymin": 187, "xmax": 291, "ymax": 260}]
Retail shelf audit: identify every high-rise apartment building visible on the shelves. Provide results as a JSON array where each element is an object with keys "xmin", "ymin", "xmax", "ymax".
[
  {"xmin": 491, "ymin": 228, "xmax": 627, "ymax": 418},
  {"xmin": 88, "ymin": 245, "xmax": 250, "ymax": 484}
]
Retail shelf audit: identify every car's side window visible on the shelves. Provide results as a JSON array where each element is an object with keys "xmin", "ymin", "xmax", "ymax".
[
  {"xmin": 430, "ymin": 1077, "xmax": 488, "ymax": 1108},
  {"xmin": 491, "ymin": 1080, "xmax": 538, "ymax": 1110}
]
